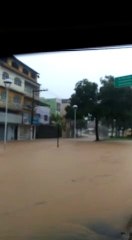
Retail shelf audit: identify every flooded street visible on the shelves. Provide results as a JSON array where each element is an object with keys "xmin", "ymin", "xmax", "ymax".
[{"xmin": 0, "ymin": 139, "xmax": 132, "ymax": 239}]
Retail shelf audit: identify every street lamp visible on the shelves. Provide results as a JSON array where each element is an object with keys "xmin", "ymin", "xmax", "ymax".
[
  {"xmin": 3, "ymin": 78, "xmax": 12, "ymax": 146},
  {"xmin": 73, "ymin": 105, "xmax": 78, "ymax": 138}
]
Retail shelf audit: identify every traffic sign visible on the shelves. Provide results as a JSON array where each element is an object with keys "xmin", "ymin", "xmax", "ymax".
[{"xmin": 114, "ymin": 75, "xmax": 132, "ymax": 88}]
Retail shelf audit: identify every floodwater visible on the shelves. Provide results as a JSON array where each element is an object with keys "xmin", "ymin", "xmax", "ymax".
[{"xmin": 0, "ymin": 139, "xmax": 132, "ymax": 239}]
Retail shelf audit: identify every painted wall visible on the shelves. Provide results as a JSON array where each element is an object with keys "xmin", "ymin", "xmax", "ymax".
[
  {"xmin": 60, "ymin": 102, "xmax": 70, "ymax": 116},
  {"xmin": 0, "ymin": 66, "xmax": 25, "ymax": 93},
  {"xmin": 34, "ymin": 106, "xmax": 51, "ymax": 125},
  {"xmin": 0, "ymin": 112, "xmax": 22, "ymax": 124},
  {"xmin": 18, "ymin": 125, "xmax": 31, "ymax": 140},
  {"xmin": 0, "ymin": 66, "xmax": 39, "ymax": 98},
  {"xmin": 7, "ymin": 125, "xmax": 15, "ymax": 140},
  {"xmin": 0, "ymin": 87, "xmax": 24, "ymax": 110},
  {"xmin": 41, "ymin": 98, "xmax": 61, "ymax": 115}
]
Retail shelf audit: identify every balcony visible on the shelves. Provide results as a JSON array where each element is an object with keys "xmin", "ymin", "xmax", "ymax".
[
  {"xmin": 0, "ymin": 100, "xmax": 23, "ymax": 111},
  {"xmin": 24, "ymin": 91, "xmax": 39, "ymax": 100},
  {"xmin": 0, "ymin": 112, "xmax": 22, "ymax": 124},
  {"xmin": 23, "ymin": 103, "xmax": 32, "ymax": 110}
]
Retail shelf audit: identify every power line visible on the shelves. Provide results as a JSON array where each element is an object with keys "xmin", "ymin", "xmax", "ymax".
[{"xmin": 43, "ymin": 88, "xmax": 62, "ymax": 99}]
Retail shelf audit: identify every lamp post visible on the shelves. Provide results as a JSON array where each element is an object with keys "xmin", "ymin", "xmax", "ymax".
[
  {"xmin": 3, "ymin": 78, "xmax": 12, "ymax": 146},
  {"xmin": 73, "ymin": 105, "xmax": 78, "ymax": 138},
  {"xmin": 31, "ymin": 88, "xmax": 48, "ymax": 140},
  {"xmin": 84, "ymin": 116, "xmax": 88, "ymax": 129}
]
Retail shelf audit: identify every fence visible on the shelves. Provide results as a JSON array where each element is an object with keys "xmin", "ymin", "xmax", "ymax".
[{"xmin": 36, "ymin": 125, "xmax": 62, "ymax": 139}]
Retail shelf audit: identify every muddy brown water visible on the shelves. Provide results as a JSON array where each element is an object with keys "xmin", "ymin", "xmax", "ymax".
[{"xmin": 0, "ymin": 139, "xmax": 132, "ymax": 239}]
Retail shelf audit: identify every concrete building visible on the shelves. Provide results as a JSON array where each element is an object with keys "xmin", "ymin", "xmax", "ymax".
[
  {"xmin": 0, "ymin": 56, "xmax": 40, "ymax": 140},
  {"xmin": 34, "ymin": 106, "xmax": 51, "ymax": 125},
  {"xmin": 40, "ymin": 98, "xmax": 62, "ymax": 116},
  {"xmin": 60, "ymin": 99, "xmax": 70, "ymax": 117}
]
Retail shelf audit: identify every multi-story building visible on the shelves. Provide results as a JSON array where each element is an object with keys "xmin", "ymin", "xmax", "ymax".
[{"xmin": 0, "ymin": 56, "xmax": 40, "ymax": 140}]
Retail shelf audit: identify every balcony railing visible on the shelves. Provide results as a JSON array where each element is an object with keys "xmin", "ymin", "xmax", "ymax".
[
  {"xmin": 0, "ymin": 112, "xmax": 22, "ymax": 124},
  {"xmin": 0, "ymin": 100, "xmax": 23, "ymax": 111},
  {"xmin": 23, "ymin": 104, "xmax": 32, "ymax": 110},
  {"xmin": 24, "ymin": 91, "xmax": 39, "ymax": 100}
]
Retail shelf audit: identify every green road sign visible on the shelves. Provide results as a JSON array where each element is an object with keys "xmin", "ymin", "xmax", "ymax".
[{"xmin": 114, "ymin": 75, "xmax": 132, "ymax": 88}]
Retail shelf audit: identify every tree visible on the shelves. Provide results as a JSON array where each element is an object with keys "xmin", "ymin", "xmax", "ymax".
[
  {"xmin": 66, "ymin": 76, "xmax": 132, "ymax": 141},
  {"xmin": 65, "ymin": 79, "xmax": 101, "ymax": 141},
  {"xmin": 50, "ymin": 113, "xmax": 66, "ymax": 131},
  {"xmin": 100, "ymin": 75, "xmax": 132, "ymax": 137}
]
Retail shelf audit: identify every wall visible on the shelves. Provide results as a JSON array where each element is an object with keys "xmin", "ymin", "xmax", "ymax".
[
  {"xmin": 0, "ymin": 66, "xmax": 25, "ymax": 93},
  {"xmin": 7, "ymin": 125, "xmax": 15, "ymax": 140},
  {"xmin": 0, "ymin": 66, "xmax": 39, "ymax": 98},
  {"xmin": 60, "ymin": 102, "xmax": 69, "ymax": 117},
  {"xmin": 18, "ymin": 125, "xmax": 31, "ymax": 140},
  {"xmin": 23, "ymin": 97, "xmax": 32, "ymax": 110},
  {"xmin": 34, "ymin": 106, "xmax": 50, "ymax": 125},
  {"xmin": 0, "ymin": 87, "xmax": 24, "ymax": 111},
  {"xmin": 41, "ymin": 98, "xmax": 62, "ymax": 115},
  {"xmin": 0, "ymin": 112, "xmax": 22, "ymax": 124}
]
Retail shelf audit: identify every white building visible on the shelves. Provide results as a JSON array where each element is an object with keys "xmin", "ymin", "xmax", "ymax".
[
  {"xmin": 34, "ymin": 106, "xmax": 51, "ymax": 125},
  {"xmin": 60, "ymin": 99, "xmax": 70, "ymax": 117}
]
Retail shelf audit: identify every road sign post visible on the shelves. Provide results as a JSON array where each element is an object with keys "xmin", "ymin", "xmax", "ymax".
[{"xmin": 114, "ymin": 75, "xmax": 132, "ymax": 88}]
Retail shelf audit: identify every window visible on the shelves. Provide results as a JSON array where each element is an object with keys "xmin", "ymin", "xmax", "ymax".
[
  {"xmin": 23, "ymin": 67, "xmax": 28, "ymax": 75},
  {"xmin": 12, "ymin": 61, "xmax": 19, "ymax": 69},
  {"xmin": 1, "ymin": 91, "xmax": 6, "ymax": 101},
  {"xmin": 31, "ymin": 72, "xmax": 36, "ymax": 79},
  {"xmin": 25, "ymin": 82, "xmax": 33, "ymax": 94},
  {"xmin": 24, "ymin": 100, "xmax": 32, "ymax": 109},
  {"xmin": 14, "ymin": 77, "xmax": 22, "ymax": 86},
  {"xmin": 44, "ymin": 115, "xmax": 48, "ymax": 121},
  {"xmin": 13, "ymin": 95, "xmax": 21, "ymax": 104},
  {"xmin": 57, "ymin": 102, "xmax": 61, "ymax": 111},
  {"xmin": 2, "ymin": 72, "xmax": 9, "ymax": 80}
]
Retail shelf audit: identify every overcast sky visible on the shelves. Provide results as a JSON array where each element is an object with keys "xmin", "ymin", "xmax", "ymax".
[{"xmin": 16, "ymin": 46, "xmax": 132, "ymax": 99}]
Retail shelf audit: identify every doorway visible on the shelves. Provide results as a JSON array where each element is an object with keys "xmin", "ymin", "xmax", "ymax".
[{"xmin": 14, "ymin": 126, "xmax": 18, "ymax": 140}]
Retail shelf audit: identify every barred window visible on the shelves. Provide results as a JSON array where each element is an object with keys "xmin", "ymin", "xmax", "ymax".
[
  {"xmin": 2, "ymin": 72, "xmax": 9, "ymax": 80},
  {"xmin": 14, "ymin": 77, "xmax": 22, "ymax": 86}
]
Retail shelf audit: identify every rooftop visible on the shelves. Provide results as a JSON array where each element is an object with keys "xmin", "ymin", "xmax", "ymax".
[
  {"xmin": 62, "ymin": 99, "xmax": 70, "ymax": 104},
  {"xmin": 1, "ymin": 56, "xmax": 39, "ymax": 76},
  {"xmin": 13, "ymin": 56, "xmax": 39, "ymax": 75}
]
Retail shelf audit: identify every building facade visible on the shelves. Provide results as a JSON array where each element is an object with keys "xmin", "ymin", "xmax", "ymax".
[
  {"xmin": 60, "ymin": 99, "xmax": 70, "ymax": 117},
  {"xmin": 41, "ymin": 98, "xmax": 62, "ymax": 116},
  {"xmin": 0, "ymin": 56, "xmax": 40, "ymax": 140},
  {"xmin": 34, "ymin": 106, "xmax": 51, "ymax": 125}
]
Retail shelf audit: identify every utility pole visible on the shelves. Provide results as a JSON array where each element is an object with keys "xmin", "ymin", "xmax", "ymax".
[
  {"xmin": 73, "ymin": 105, "xmax": 78, "ymax": 138},
  {"xmin": 31, "ymin": 88, "xmax": 48, "ymax": 140}
]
